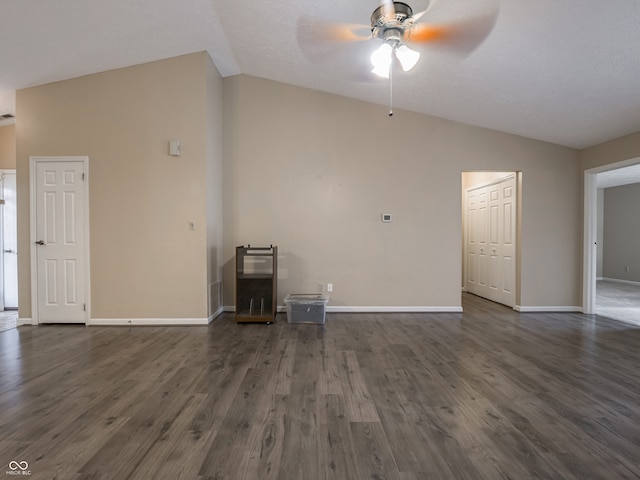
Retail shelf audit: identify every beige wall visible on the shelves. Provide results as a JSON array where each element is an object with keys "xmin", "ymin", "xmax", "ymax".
[
  {"xmin": 14, "ymin": 59, "xmax": 586, "ymax": 317},
  {"xmin": 581, "ymin": 131, "xmax": 640, "ymax": 171},
  {"xmin": 0, "ymin": 124, "xmax": 16, "ymax": 169},
  {"xmin": 16, "ymin": 53, "xmax": 221, "ymax": 320},
  {"xmin": 223, "ymin": 75, "xmax": 582, "ymax": 309}
]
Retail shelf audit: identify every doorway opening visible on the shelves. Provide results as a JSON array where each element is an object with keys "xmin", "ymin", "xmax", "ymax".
[
  {"xmin": 1, "ymin": 169, "xmax": 18, "ymax": 332},
  {"xmin": 584, "ymin": 158, "xmax": 640, "ymax": 325},
  {"xmin": 462, "ymin": 171, "xmax": 521, "ymax": 309}
]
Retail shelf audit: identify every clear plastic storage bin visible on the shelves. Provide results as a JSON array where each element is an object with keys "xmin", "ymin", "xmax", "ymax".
[{"xmin": 284, "ymin": 294, "xmax": 329, "ymax": 324}]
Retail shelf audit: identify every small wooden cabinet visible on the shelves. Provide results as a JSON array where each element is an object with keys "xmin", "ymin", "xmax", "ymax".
[{"xmin": 235, "ymin": 245, "xmax": 278, "ymax": 323}]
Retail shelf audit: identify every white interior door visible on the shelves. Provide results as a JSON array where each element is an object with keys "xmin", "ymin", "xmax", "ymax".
[
  {"xmin": 466, "ymin": 189, "xmax": 479, "ymax": 295},
  {"xmin": 466, "ymin": 174, "xmax": 516, "ymax": 307},
  {"xmin": 498, "ymin": 178, "xmax": 516, "ymax": 305},
  {"xmin": 32, "ymin": 158, "xmax": 89, "ymax": 323},
  {"xmin": 1, "ymin": 170, "xmax": 18, "ymax": 309},
  {"xmin": 466, "ymin": 188, "xmax": 489, "ymax": 299}
]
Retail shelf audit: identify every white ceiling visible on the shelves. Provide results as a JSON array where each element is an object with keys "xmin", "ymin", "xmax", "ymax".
[{"xmin": 1, "ymin": 0, "xmax": 640, "ymax": 149}]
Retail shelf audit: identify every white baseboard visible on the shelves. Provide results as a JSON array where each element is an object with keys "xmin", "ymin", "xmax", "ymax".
[
  {"xmin": 274, "ymin": 305, "xmax": 462, "ymax": 313},
  {"xmin": 18, "ymin": 318, "xmax": 33, "ymax": 326},
  {"xmin": 514, "ymin": 305, "xmax": 582, "ymax": 313},
  {"xmin": 325, "ymin": 306, "xmax": 463, "ymax": 313},
  {"xmin": 208, "ymin": 307, "xmax": 225, "ymax": 323},
  {"xmin": 601, "ymin": 277, "xmax": 640, "ymax": 286},
  {"xmin": 233, "ymin": 305, "xmax": 463, "ymax": 314},
  {"xmin": 89, "ymin": 318, "xmax": 210, "ymax": 326}
]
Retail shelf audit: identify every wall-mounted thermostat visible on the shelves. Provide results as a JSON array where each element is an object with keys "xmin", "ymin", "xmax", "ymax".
[
  {"xmin": 169, "ymin": 140, "xmax": 182, "ymax": 156},
  {"xmin": 382, "ymin": 213, "xmax": 392, "ymax": 223}
]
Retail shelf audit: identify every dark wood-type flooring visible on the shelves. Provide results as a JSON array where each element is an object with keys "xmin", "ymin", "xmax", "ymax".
[{"xmin": 1, "ymin": 293, "xmax": 640, "ymax": 479}]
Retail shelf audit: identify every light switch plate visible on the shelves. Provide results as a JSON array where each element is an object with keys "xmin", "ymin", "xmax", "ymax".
[{"xmin": 169, "ymin": 140, "xmax": 181, "ymax": 156}]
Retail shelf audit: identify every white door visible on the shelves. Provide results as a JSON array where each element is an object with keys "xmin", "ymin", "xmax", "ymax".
[
  {"xmin": 465, "ymin": 174, "xmax": 516, "ymax": 307},
  {"xmin": 497, "ymin": 178, "xmax": 516, "ymax": 305},
  {"xmin": 466, "ymin": 188, "xmax": 489, "ymax": 299},
  {"xmin": 1, "ymin": 170, "xmax": 18, "ymax": 310},
  {"xmin": 32, "ymin": 158, "xmax": 89, "ymax": 323}
]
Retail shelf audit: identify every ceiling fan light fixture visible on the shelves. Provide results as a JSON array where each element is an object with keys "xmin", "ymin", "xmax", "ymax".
[
  {"xmin": 395, "ymin": 44, "xmax": 420, "ymax": 71},
  {"xmin": 371, "ymin": 42, "xmax": 393, "ymax": 78}
]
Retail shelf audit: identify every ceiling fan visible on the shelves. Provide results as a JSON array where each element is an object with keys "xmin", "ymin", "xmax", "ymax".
[
  {"xmin": 369, "ymin": 0, "xmax": 440, "ymax": 78},
  {"xmin": 297, "ymin": 0, "xmax": 499, "ymax": 114}
]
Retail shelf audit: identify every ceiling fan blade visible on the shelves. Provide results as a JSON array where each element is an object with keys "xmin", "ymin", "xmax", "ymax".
[
  {"xmin": 325, "ymin": 23, "xmax": 372, "ymax": 43},
  {"xmin": 297, "ymin": 16, "xmax": 370, "ymax": 43},
  {"xmin": 411, "ymin": 0, "xmax": 439, "ymax": 23},
  {"xmin": 407, "ymin": 9, "xmax": 499, "ymax": 57},
  {"xmin": 297, "ymin": 16, "xmax": 371, "ymax": 63},
  {"xmin": 407, "ymin": 23, "xmax": 449, "ymax": 43}
]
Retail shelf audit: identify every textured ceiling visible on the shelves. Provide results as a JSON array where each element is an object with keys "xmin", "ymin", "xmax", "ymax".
[{"xmin": 1, "ymin": 0, "xmax": 640, "ymax": 149}]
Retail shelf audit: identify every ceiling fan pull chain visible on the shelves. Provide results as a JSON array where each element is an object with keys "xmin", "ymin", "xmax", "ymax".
[{"xmin": 389, "ymin": 59, "xmax": 394, "ymax": 117}]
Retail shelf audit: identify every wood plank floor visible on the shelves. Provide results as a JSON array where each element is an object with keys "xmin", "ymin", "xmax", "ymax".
[{"xmin": 1, "ymin": 293, "xmax": 640, "ymax": 479}]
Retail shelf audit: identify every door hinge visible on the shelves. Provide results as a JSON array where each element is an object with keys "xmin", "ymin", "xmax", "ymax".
[
  {"xmin": 82, "ymin": 173, "xmax": 85, "ymax": 180},
  {"xmin": 83, "ymin": 303, "xmax": 86, "ymax": 312}
]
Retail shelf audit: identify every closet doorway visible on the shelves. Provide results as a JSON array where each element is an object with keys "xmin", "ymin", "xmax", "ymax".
[{"xmin": 463, "ymin": 172, "xmax": 520, "ymax": 309}]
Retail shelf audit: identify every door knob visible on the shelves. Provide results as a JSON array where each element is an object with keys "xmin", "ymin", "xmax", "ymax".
[{"xmin": 35, "ymin": 240, "xmax": 45, "ymax": 245}]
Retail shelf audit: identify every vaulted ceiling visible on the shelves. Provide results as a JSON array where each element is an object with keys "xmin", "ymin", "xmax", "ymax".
[{"xmin": 1, "ymin": 0, "xmax": 640, "ymax": 149}]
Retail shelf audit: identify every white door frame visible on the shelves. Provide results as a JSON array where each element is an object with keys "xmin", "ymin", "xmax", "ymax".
[
  {"xmin": 29, "ymin": 156, "xmax": 91, "ymax": 325},
  {"xmin": 583, "ymin": 156, "xmax": 640, "ymax": 314},
  {"xmin": 1, "ymin": 169, "xmax": 17, "ymax": 311},
  {"xmin": 0, "ymin": 171, "xmax": 6, "ymax": 311}
]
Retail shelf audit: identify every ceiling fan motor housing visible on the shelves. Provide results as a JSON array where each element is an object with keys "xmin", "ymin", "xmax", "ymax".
[{"xmin": 371, "ymin": 2, "xmax": 415, "ymax": 43}]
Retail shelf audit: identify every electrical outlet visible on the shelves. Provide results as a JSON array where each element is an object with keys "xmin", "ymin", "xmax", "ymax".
[
  {"xmin": 318, "ymin": 283, "xmax": 324, "ymax": 292},
  {"xmin": 327, "ymin": 283, "xmax": 333, "ymax": 292},
  {"xmin": 625, "ymin": 266, "xmax": 631, "ymax": 272}
]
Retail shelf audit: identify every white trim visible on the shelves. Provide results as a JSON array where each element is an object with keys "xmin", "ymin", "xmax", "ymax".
[
  {"xmin": 29, "ymin": 156, "xmax": 91, "ymax": 325},
  {"xmin": 18, "ymin": 317, "xmax": 33, "ymax": 326},
  {"xmin": 514, "ymin": 305, "xmax": 582, "ymax": 313},
  {"xmin": 601, "ymin": 277, "xmax": 640, "ymax": 287},
  {"xmin": 1, "ymin": 169, "xmax": 17, "ymax": 311},
  {"xmin": 230, "ymin": 305, "xmax": 464, "ymax": 314},
  {"xmin": 326, "ymin": 306, "xmax": 464, "ymax": 313},
  {"xmin": 208, "ymin": 307, "xmax": 225, "ymax": 322},
  {"xmin": 583, "ymin": 169, "xmax": 597, "ymax": 314},
  {"xmin": 0, "ymin": 173, "xmax": 3, "ymax": 311},
  {"xmin": 275, "ymin": 305, "xmax": 463, "ymax": 313},
  {"xmin": 89, "ymin": 318, "xmax": 209, "ymax": 326}
]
